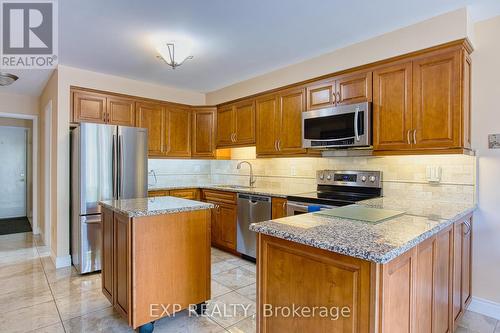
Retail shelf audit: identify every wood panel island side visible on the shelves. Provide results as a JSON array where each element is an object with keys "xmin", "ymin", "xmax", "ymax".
[
  {"xmin": 99, "ymin": 196, "xmax": 213, "ymax": 332},
  {"xmin": 250, "ymin": 198, "xmax": 475, "ymax": 333}
]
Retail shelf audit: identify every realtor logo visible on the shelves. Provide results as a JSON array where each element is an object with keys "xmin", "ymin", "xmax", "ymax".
[{"xmin": 1, "ymin": 0, "xmax": 58, "ymax": 68}]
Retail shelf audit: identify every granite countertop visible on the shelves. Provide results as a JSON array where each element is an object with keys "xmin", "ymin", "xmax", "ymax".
[
  {"xmin": 100, "ymin": 196, "xmax": 214, "ymax": 218},
  {"xmin": 148, "ymin": 183, "xmax": 306, "ymax": 198},
  {"xmin": 250, "ymin": 197, "xmax": 476, "ymax": 264}
]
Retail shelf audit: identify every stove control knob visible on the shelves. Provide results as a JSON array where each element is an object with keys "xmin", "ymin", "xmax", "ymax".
[
  {"xmin": 319, "ymin": 173, "xmax": 324, "ymax": 180},
  {"xmin": 369, "ymin": 176, "xmax": 376, "ymax": 183},
  {"xmin": 361, "ymin": 176, "xmax": 367, "ymax": 182},
  {"xmin": 326, "ymin": 175, "xmax": 331, "ymax": 180}
]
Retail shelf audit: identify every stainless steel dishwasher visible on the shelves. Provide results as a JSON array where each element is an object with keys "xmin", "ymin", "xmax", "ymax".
[{"xmin": 237, "ymin": 193, "xmax": 271, "ymax": 260}]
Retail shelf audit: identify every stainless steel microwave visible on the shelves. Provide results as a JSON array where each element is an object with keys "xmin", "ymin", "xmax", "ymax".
[{"xmin": 302, "ymin": 102, "xmax": 371, "ymax": 149}]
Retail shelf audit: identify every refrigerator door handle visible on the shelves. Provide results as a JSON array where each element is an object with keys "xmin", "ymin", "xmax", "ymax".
[
  {"xmin": 112, "ymin": 134, "xmax": 117, "ymax": 199},
  {"xmin": 118, "ymin": 134, "xmax": 124, "ymax": 199}
]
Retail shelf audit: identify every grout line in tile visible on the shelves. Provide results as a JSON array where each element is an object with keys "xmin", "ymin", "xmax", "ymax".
[{"xmin": 34, "ymin": 242, "xmax": 67, "ymax": 333}]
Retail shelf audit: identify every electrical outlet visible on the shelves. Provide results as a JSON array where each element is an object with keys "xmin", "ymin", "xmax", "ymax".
[
  {"xmin": 488, "ymin": 134, "xmax": 500, "ymax": 149},
  {"xmin": 426, "ymin": 166, "xmax": 442, "ymax": 183},
  {"xmin": 290, "ymin": 166, "xmax": 297, "ymax": 176}
]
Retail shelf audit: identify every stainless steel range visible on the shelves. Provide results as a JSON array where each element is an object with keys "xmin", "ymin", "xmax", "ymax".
[{"xmin": 286, "ymin": 170, "xmax": 382, "ymax": 216}]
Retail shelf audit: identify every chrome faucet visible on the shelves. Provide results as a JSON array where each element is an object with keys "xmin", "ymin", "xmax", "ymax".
[{"xmin": 237, "ymin": 161, "xmax": 256, "ymax": 187}]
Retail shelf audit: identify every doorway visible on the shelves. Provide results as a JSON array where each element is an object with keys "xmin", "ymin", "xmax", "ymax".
[{"xmin": 0, "ymin": 125, "xmax": 31, "ymax": 234}]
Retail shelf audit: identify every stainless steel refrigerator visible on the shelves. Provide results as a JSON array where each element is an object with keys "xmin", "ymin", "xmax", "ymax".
[{"xmin": 71, "ymin": 123, "xmax": 148, "ymax": 274}]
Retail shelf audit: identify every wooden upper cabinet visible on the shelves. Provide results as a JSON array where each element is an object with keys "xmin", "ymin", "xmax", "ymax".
[
  {"xmin": 233, "ymin": 100, "xmax": 256, "ymax": 145},
  {"xmin": 256, "ymin": 94, "xmax": 279, "ymax": 155},
  {"xmin": 277, "ymin": 88, "xmax": 307, "ymax": 154},
  {"xmin": 136, "ymin": 102, "xmax": 165, "ymax": 156},
  {"xmin": 412, "ymin": 50, "xmax": 461, "ymax": 149},
  {"xmin": 165, "ymin": 107, "xmax": 191, "ymax": 158},
  {"xmin": 107, "ymin": 97, "xmax": 136, "ymax": 126},
  {"xmin": 305, "ymin": 71, "xmax": 372, "ymax": 110},
  {"xmin": 306, "ymin": 80, "xmax": 335, "ymax": 110},
  {"xmin": 373, "ymin": 62, "xmax": 413, "ymax": 150},
  {"xmin": 216, "ymin": 99, "xmax": 256, "ymax": 147},
  {"xmin": 192, "ymin": 107, "xmax": 216, "ymax": 158},
  {"xmin": 216, "ymin": 105, "xmax": 235, "ymax": 147},
  {"xmin": 73, "ymin": 91, "xmax": 107, "ymax": 124},
  {"xmin": 335, "ymin": 71, "xmax": 372, "ymax": 105}
]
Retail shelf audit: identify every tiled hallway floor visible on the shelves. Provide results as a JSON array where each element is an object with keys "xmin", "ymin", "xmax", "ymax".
[{"xmin": 0, "ymin": 231, "xmax": 497, "ymax": 333}]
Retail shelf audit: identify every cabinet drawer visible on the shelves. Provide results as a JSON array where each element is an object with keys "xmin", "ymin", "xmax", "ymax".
[
  {"xmin": 148, "ymin": 190, "xmax": 169, "ymax": 197},
  {"xmin": 170, "ymin": 188, "xmax": 200, "ymax": 200},
  {"xmin": 202, "ymin": 190, "xmax": 237, "ymax": 204}
]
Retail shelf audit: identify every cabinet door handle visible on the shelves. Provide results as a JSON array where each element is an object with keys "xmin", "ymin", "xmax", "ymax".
[
  {"xmin": 413, "ymin": 129, "xmax": 417, "ymax": 144},
  {"xmin": 407, "ymin": 130, "xmax": 411, "ymax": 145},
  {"xmin": 274, "ymin": 139, "xmax": 278, "ymax": 151},
  {"xmin": 464, "ymin": 220, "xmax": 471, "ymax": 235},
  {"xmin": 282, "ymin": 201, "xmax": 287, "ymax": 211},
  {"xmin": 336, "ymin": 92, "xmax": 341, "ymax": 104},
  {"xmin": 277, "ymin": 139, "xmax": 281, "ymax": 151},
  {"xmin": 332, "ymin": 90, "xmax": 337, "ymax": 104}
]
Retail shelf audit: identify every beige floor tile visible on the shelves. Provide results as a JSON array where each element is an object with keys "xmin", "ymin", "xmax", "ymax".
[
  {"xmin": 212, "ymin": 261, "xmax": 239, "ymax": 275},
  {"xmin": 29, "ymin": 322, "xmax": 65, "ymax": 333},
  {"xmin": 0, "ymin": 300, "xmax": 60, "ymax": 333},
  {"xmin": 212, "ymin": 267, "xmax": 255, "ymax": 290},
  {"xmin": 0, "ymin": 284, "xmax": 53, "ymax": 312},
  {"xmin": 212, "ymin": 279, "xmax": 232, "ymax": 298},
  {"xmin": 240, "ymin": 263, "xmax": 256, "ymax": 274},
  {"xmin": 44, "ymin": 264, "xmax": 80, "ymax": 283},
  {"xmin": 459, "ymin": 311, "xmax": 498, "ymax": 333},
  {"xmin": 63, "ymin": 307, "xmax": 133, "ymax": 333},
  {"xmin": 0, "ymin": 270, "xmax": 49, "ymax": 296},
  {"xmin": 455, "ymin": 325, "xmax": 481, "ymax": 333},
  {"xmin": 234, "ymin": 284, "xmax": 256, "ymax": 302},
  {"xmin": 207, "ymin": 291, "xmax": 256, "ymax": 328},
  {"xmin": 55, "ymin": 288, "xmax": 112, "ymax": 321},
  {"xmin": 226, "ymin": 315, "xmax": 256, "ymax": 333},
  {"xmin": 0, "ymin": 258, "xmax": 43, "ymax": 279},
  {"xmin": 49, "ymin": 273, "xmax": 101, "ymax": 299},
  {"xmin": 0, "ymin": 248, "xmax": 40, "ymax": 265},
  {"xmin": 154, "ymin": 310, "xmax": 225, "ymax": 333},
  {"xmin": 211, "ymin": 256, "xmax": 224, "ymax": 264},
  {"xmin": 224, "ymin": 257, "xmax": 253, "ymax": 267}
]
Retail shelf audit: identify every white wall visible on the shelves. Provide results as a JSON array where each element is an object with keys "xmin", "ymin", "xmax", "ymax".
[
  {"xmin": 206, "ymin": 8, "xmax": 470, "ymax": 104},
  {"xmin": 469, "ymin": 15, "xmax": 500, "ymax": 314}
]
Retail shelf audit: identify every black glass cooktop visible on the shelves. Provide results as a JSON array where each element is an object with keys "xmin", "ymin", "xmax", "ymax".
[{"xmin": 287, "ymin": 185, "xmax": 382, "ymax": 206}]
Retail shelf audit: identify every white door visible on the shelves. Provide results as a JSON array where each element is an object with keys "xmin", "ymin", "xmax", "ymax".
[{"xmin": 0, "ymin": 127, "xmax": 27, "ymax": 218}]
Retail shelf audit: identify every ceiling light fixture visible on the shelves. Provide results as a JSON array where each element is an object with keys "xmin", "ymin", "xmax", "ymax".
[
  {"xmin": 156, "ymin": 40, "xmax": 193, "ymax": 69},
  {"xmin": 0, "ymin": 72, "xmax": 19, "ymax": 86}
]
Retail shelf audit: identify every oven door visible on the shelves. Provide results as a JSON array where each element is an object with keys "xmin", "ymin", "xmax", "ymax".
[
  {"xmin": 286, "ymin": 201, "xmax": 336, "ymax": 216},
  {"xmin": 302, "ymin": 102, "xmax": 371, "ymax": 148}
]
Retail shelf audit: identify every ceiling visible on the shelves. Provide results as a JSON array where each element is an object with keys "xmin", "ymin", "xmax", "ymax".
[{"xmin": 2, "ymin": 0, "xmax": 500, "ymax": 97}]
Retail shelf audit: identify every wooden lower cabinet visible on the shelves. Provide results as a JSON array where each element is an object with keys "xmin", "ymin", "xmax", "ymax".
[
  {"xmin": 453, "ymin": 216, "xmax": 473, "ymax": 327},
  {"xmin": 170, "ymin": 188, "xmax": 200, "ymax": 200},
  {"xmin": 101, "ymin": 206, "xmax": 211, "ymax": 329},
  {"xmin": 202, "ymin": 190, "xmax": 238, "ymax": 251},
  {"xmin": 271, "ymin": 197, "xmax": 287, "ymax": 219},
  {"xmin": 258, "ymin": 234, "xmax": 373, "ymax": 332},
  {"xmin": 257, "ymin": 214, "xmax": 473, "ymax": 332},
  {"xmin": 101, "ymin": 207, "xmax": 114, "ymax": 302},
  {"xmin": 148, "ymin": 190, "xmax": 169, "ymax": 197}
]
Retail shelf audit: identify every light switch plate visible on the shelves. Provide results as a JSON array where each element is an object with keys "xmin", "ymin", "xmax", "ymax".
[{"xmin": 488, "ymin": 134, "xmax": 500, "ymax": 149}]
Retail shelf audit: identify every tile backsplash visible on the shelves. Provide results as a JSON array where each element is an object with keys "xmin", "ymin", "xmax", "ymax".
[{"xmin": 150, "ymin": 152, "xmax": 476, "ymax": 204}]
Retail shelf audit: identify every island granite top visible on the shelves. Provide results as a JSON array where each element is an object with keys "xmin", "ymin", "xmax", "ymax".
[
  {"xmin": 250, "ymin": 197, "xmax": 476, "ymax": 264},
  {"xmin": 100, "ymin": 196, "xmax": 214, "ymax": 218}
]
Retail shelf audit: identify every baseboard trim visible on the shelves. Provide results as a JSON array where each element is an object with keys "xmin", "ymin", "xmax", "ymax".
[
  {"xmin": 468, "ymin": 296, "xmax": 500, "ymax": 320},
  {"xmin": 51, "ymin": 253, "xmax": 72, "ymax": 268}
]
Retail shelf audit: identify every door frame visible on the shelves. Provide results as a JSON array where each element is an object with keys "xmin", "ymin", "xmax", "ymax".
[
  {"xmin": 43, "ymin": 101, "xmax": 52, "ymax": 248},
  {"xmin": 0, "ymin": 112, "xmax": 38, "ymax": 236}
]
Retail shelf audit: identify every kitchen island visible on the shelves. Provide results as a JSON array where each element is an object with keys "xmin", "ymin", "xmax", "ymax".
[
  {"xmin": 250, "ymin": 198, "xmax": 475, "ymax": 333},
  {"xmin": 99, "ymin": 196, "xmax": 213, "ymax": 332}
]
